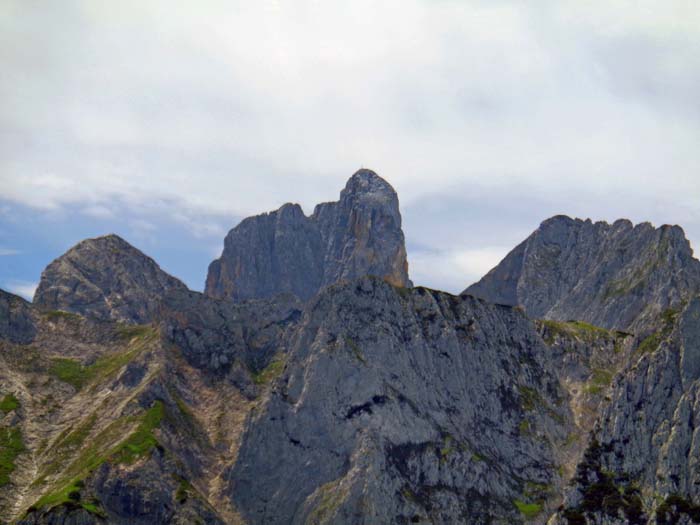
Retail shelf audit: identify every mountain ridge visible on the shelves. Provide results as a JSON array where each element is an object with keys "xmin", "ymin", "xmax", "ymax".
[
  {"xmin": 464, "ymin": 214, "xmax": 700, "ymax": 333},
  {"xmin": 3, "ymin": 171, "xmax": 700, "ymax": 524}
]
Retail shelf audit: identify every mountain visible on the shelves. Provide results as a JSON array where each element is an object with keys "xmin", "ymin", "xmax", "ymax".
[
  {"xmin": 205, "ymin": 169, "xmax": 411, "ymax": 302},
  {"xmin": 228, "ymin": 277, "xmax": 571, "ymax": 524},
  {"xmin": 5, "ymin": 172, "xmax": 700, "ymax": 524},
  {"xmin": 33, "ymin": 234, "xmax": 188, "ymax": 323},
  {"xmin": 464, "ymin": 215, "xmax": 700, "ymax": 333}
]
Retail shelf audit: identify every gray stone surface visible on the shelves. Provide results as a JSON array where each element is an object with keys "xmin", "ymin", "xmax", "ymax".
[
  {"xmin": 0, "ymin": 289, "xmax": 36, "ymax": 344},
  {"xmin": 465, "ymin": 215, "xmax": 700, "ymax": 333},
  {"xmin": 228, "ymin": 277, "xmax": 569, "ymax": 524},
  {"xmin": 553, "ymin": 296, "xmax": 700, "ymax": 524},
  {"xmin": 33, "ymin": 234, "xmax": 188, "ymax": 323},
  {"xmin": 205, "ymin": 169, "xmax": 411, "ymax": 302}
]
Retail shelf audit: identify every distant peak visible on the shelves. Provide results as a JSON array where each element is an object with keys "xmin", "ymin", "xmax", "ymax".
[
  {"xmin": 76, "ymin": 233, "xmax": 131, "ymax": 248},
  {"xmin": 344, "ymin": 168, "xmax": 396, "ymax": 198},
  {"xmin": 540, "ymin": 215, "xmax": 576, "ymax": 227}
]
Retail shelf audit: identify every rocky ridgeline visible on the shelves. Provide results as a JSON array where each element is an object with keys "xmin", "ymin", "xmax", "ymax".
[
  {"xmin": 2, "ymin": 169, "xmax": 700, "ymax": 524},
  {"xmin": 465, "ymin": 215, "xmax": 700, "ymax": 334},
  {"xmin": 33, "ymin": 234, "xmax": 188, "ymax": 324},
  {"xmin": 205, "ymin": 169, "xmax": 411, "ymax": 302}
]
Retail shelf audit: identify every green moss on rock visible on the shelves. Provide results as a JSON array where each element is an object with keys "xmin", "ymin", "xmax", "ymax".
[
  {"xmin": 0, "ymin": 393, "xmax": 20, "ymax": 413},
  {"xmin": 0, "ymin": 426, "xmax": 25, "ymax": 486}
]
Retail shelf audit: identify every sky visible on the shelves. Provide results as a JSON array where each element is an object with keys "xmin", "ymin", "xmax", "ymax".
[{"xmin": 1, "ymin": 0, "xmax": 699, "ymax": 299}]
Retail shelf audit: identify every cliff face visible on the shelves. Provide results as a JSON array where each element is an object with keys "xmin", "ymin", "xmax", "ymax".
[
  {"xmin": 205, "ymin": 169, "xmax": 411, "ymax": 302},
  {"xmin": 0, "ymin": 290, "xmax": 35, "ymax": 344},
  {"xmin": 553, "ymin": 296, "xmax": 700, "ymax": 525},
  {"xmin": 228, "ymin": 277, "xmax": 572, "ymax": 524},
  {"xmin": 33, "ymin": 235, "xmax": 187, "ymax": 324},
  {"xmin": 465, "ymin": 215, "xmax": 700, "ymax": 333}
]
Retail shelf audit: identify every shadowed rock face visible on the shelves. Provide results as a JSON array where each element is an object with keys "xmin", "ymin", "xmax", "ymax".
[
  {"xmin": 205, "ymin": 169, "xmax": 411, "ymax": 302},
  {"xmin": 465, "ymin": 215, "xmax": 700, "ymax": 333},
  {"xmin": 33, "ymin": 234, "xmax": 188, "ymax": 323},
  {"xmin": 0, "ymin": 289, "xmax": 36, "ymax": 344}
]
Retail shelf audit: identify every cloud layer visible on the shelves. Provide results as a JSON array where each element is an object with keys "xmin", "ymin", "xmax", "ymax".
[{"xmin": 2, "ymin": 1, "xmax": 699, "ymax": 293}]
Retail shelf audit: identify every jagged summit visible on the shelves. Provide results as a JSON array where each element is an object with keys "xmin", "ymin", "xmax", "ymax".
[
  {"xmin": 205, "ymin": 169, "xmax": 411, "ymax": 302},
  {"xmin": 464, "ymin": 214, "xmax": 700, "ymax": 332},
  {"xmin": 33, "ymin": 234, "xmax": 187, "ymax": 323},
  {"xmin": 341, "ymin": 168, "xmax": 395, "ymax": 197}
]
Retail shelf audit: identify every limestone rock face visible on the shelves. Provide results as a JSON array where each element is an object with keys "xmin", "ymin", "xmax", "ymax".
[
  {"xmin": 33, "ymin": 235, "xmax": 188, "ymax": 323},
  {"xmin": 205, "ymin": 169, "xmax": 411, "ymax": 302},
  {"xmin": 465, "ymin": 215, "xmax": 700, "ymax": 333},
  {"xmin": 0, "ymin": 289, "xmax": 35, "ymax": 344},
  {"xmin": 554, "ymin": 296, "xmax": 700, "ymax": 524},
  {"xmin": 228, "ymin": 277, "xmax": 570, "ymax": 524}
]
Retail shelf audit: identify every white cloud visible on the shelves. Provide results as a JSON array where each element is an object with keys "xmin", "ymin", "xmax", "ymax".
[
  {"xmin": 0, "ymin": 248, "xmax": 20, "ymax": 256},
  {"xmin": 410, "ymin": 246, "xmax": 512, "ymax": 294},
  {"xmin": 4, "ymin": 280, "xmax": 38, "ymax": 300},
  {"xmin": 1, "ymin": 1, "xmax": 698, "ymax": 292}
]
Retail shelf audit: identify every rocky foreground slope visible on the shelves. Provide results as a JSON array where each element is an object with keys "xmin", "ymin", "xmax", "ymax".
[{"xmin": 2, "ymin": 170, "xmax": 700, "ymax": 524}]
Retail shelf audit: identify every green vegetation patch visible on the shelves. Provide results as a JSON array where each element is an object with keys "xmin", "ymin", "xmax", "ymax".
[
  {"xmin": 656, "ymin": 494, "xmax": 700, "ymax": 524},
  {"xmin": 0, "ymin": 426, "xmax": 25, "ymax": 486},
  {"xmin": 49, "ymin": 358, "xmax": 86, "ymax": 389},
  {"xmin": 251, "ymin": 356, "xmax": 286, "ymax": 385},
  {"xmin": 585, "ymin": 368, "xmax": 614, "ymax": 395},
  {"xmin": 32, "ymin": 401, "xmax": 164, "ymax": 512},
  {"xmin": 519, "ymin": 386, "xmax": 541, "ymax": 411},
  {"xmin": 636, "ymin": 307, "xmax": 680, "ymax": 356},
  {"xmin": 48, "ymin": 327, "xmax": 156, "ymax": 389},
  {"xmin": 110, "ymin": 401, "xmax": 164, "ymax": 464},
  {"xmin": 116, "ymin": 324, "xmax": 154, "ymax": 341},
  {"xmin": 44, "ymin": 310, "xmax": 82, "ymax": 322},
  {"xmin": 308, "ymin": 479, "xmax": 348, "ymax": 524},
  {"xmin": 541, "ymin": 319, "xmax": 612, "ymax": 344},
  {"xmin": 174, "ymin": 475, "xmax": 193, "ymax": 503},
  {"xmin": 561, "ymin": 439, "xmax": 645, "ymax": 523},
  {"xmin": 514, "ymin": 499, "xmax": 543, "ymax": 519},
  {"xmin": 344, "ymin": 337, "xmax": 367, "ymax": 365},
  {"xmin": 0, "ymin": 393, "xmax": 20, "ymax": 413}
]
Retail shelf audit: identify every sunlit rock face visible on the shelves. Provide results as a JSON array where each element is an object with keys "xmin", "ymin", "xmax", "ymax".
[
  {"xmin": 465, "ymin": 215, "xmax": 700, "ymax": 333},
  {"xmin": 205, "ymin": 169, "xmax": 412, "ymax": 303},
  {"xmin": 33, "ymin": 234, "xmax": 188, "ymax": 323}
]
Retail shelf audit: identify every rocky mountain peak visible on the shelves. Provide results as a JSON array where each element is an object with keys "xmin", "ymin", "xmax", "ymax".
[
  {"xmin": 464, "ymin": 214, "xmax": 700, "ymax": 333},
  {"xmin": 33, "ymin": 234, "xmax": 187, "ymax": 323},
  {"xmin": 205, "ymin": 169, "xmax": 411, "ymax": 302},
  {"xmin": 341, "ymin": 168, "xmax": 396, "ymax": 200}
]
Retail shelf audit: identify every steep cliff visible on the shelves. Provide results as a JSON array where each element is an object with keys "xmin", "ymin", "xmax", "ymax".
[
  {"xmin": 228, "ymin": 277, "xmax": 572, "ymax": 524},
  {"xmin": 554, "ymin": 296, "xmax": 700, "ymax": 524},
  {"xmin": 465, "ymin": 215, "xmax": 700, "ymax": 333},
  {"xmin": 205, "ymin": 169, "xmax": 411, "ymax": 302},
  {"xmin": 33, "ymin": 235, "xmax": 188, "ymax": 324}
]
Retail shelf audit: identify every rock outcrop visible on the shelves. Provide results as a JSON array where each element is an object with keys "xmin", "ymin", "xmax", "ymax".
[
  {"xmin": 554, "ymin": 296, "xmax": 700, "ymax": 524},
  {"xmin": 33, "ymin": 234, "xmax": 188, "ymax": 323},
  {"xmin": 205, "ymin": 169, "xmax": 411, "ymax": 302},
  {"xmin": 228, "ymin": 277, "xmax": 571, "ymax": 524},
  {"xmin": 464, "ymin": 215, "xmax": 700, "ymax": 333},
  {"xmin": 0, "ymin": 290, "xmax": 35, "ymax": 344}
]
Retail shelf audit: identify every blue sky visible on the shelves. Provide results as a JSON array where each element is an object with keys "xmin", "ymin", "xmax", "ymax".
[{"xmin": 2, "ymin": 1, "xmax": 699, "ymax": 299}]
